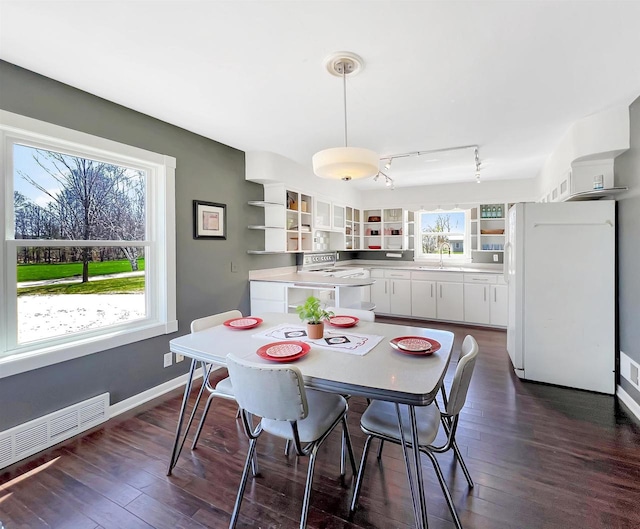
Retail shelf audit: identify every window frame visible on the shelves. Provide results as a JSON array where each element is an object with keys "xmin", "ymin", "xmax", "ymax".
[
  {"xmin": 0, "ymin": 110, "xmax": 177, "ymax": 379},
  {"xmin": 413, "ymin": 208, "xmax": 472, "ymax": 263}
]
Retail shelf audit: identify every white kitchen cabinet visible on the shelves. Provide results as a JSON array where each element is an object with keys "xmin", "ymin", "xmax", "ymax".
[
  {"xmin": 436, "ymin": 282, "xmax": 464, "ymax": 321},
  {"xmin": 490, "ymin": 284, "xmax": 508, "ymax": 326},
  {"xmin": 370, "ymin": 270, "xmax": 412, "ymax": 316},
  {"xmin": 247, "ymin": 184, "xmax": 314, "ymax": 253},
  {"xmin": 464, "ymin": 283, "xmax": 490, "ymax": 324},
  {"xmin": 345, "ymin": 206, "xmax": 361, "ymax": 250},
  {"xmin": 332, "ymin": 204, "xmax": 346, "ymax": 230},
  {"xmin": 411, "ymin": 280, "xmax": 437, "ymax": 319},
  {"xmin": 370, "ymin": 276, "xmax": 390, "ymax": 314},
  {"xmin": 411, "ymin": 271, "xmax": 464, "ymax": 322},
  {"xmin": 250, "ymin": 281, "xmax": 287, "ymax": 314},
  {"xmin": 314, "ymin": 198, "xmax": 332, "ymax": 230}
]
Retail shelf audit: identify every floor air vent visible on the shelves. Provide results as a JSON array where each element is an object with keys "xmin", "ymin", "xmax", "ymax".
[{"xmin": 0, "ymin": 393, "xmax": 109, "ymax": 469}]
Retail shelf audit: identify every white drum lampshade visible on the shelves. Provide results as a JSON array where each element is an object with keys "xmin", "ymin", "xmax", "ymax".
[{"xmin": 312, "ymin": 146, "xmax": 380, "ymax": 181}]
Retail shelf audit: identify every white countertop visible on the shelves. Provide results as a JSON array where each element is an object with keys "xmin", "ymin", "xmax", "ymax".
[{"xmin": 250, "ymin": 271, "xmax": 374, "ymax": 287}]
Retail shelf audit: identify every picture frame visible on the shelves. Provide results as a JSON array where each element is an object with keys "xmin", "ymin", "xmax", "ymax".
[{"xmin": 193, "ymin": 200, "xmax": 226, "ymax": 239}]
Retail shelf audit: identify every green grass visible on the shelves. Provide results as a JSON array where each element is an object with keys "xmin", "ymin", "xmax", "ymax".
[
  {"xmin": 17, "ymin": 259, "xmax": 145, "ymax": 282},
  {"xmin": 17, "ymin": 276, "xmax": 145, "ymax": 296}
]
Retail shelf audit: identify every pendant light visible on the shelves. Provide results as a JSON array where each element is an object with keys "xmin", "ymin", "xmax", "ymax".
[{"xmin": 313, "ymin": 52, "xmax": 379, "ymax": 181}]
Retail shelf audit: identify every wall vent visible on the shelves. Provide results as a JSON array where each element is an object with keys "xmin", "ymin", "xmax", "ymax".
[{"xmin": 0, "ymin": 393, "xmax": 109, "ymax": 470}]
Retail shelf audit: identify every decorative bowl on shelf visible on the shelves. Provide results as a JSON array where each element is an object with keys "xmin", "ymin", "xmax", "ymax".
[
  {"xmin": 368, "ymin": 245, "xmax": 382, "ymax": 249},
  {"xmin": 368, "ymin": 216, "xmax": 381, "ymax": 222},
  {"xmin": 481, "ymin": 229, "xmax": 505, "ymax": 235}
]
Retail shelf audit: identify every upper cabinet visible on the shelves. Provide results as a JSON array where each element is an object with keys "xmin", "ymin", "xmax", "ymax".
[
  {"xmin": 247, "ymin": 184, "xmax": 313, "ymax": 253},
  {"xmin": 345, "ymin": 207, "xmax": 361, "ymax": 250},
  {"xmin": 470, "ymin": 203, "xmax": 512, "ymax": 253},
  {"xmin": 363, "ymin": 208, "xmax": 410, "ymax": 251}
]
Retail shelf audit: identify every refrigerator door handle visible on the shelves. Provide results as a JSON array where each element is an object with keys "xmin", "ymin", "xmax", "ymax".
[{"xmin": 503, "ymin": 242, "xmax": 512, "ymax": 285}]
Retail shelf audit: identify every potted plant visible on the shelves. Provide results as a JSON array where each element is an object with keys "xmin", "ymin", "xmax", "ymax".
[{"xmin": 295, "ymin": 296, "xmax": 333, "ymax": 339}]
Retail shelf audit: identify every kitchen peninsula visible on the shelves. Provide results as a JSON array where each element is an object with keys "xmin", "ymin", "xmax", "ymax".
[{"xmin": 249, "ymin": 266, "xmax": 374, "ymax": 314}]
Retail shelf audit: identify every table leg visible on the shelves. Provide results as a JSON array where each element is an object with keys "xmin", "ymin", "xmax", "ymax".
[
  {"xmin": 395, "ymin": 403, "xmax": 428, "ymax": 529},
  {"xmin": 167, "ymin": 358, "xmax": 207, "ymax": 475}
]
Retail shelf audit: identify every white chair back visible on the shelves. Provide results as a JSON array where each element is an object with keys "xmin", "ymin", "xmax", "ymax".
[
  {"xmin": 446, "ymin": 335, "xmax": 479, "ymax": 416},
  {"xmin": 325, "ymin": 307, "xmax": 375, "ymax": 322},
  {"xmin": 226, "ymin": 355, "xmax": 309, "ymax": 422},
  {"xmin": 190, "ymin": 310, "xmax": 242, "ymax": 333}
]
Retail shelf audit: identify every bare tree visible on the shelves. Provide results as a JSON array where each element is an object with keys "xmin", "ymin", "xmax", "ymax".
[
  {"xmin": 18, "ymin": 149, "xmax": 145, "ymax": 281},
  {"xmin": 422, "ymin": 213, "xmax": 453, "ymax": 253}
]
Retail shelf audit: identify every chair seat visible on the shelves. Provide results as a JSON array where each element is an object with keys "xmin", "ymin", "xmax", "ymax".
[
  {"xmin": 262, "ymin": 390, "xmax": 347, "ymax": 443},
  {"xmin": 215, "ymin": 376, "xmax": 234, "ymax": 396},
  {"xmin": 361, "ymin": 400, "xmax": 441, "ymax": 447}
]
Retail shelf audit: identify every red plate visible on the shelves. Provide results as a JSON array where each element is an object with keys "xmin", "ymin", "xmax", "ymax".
[
  {"xmin": 224, "ymin": 317, "xmax": 263, "ymax": 330},
  {"xmin": 328, "ymin": 315, "xmax": 359, "ymax": 328},
  {"xmin": 256, "ymin": 341, "xmax": 311, "ymax": 362},
  {"xmin": 389, "ymin": 336, "xmax": 441, "ymax": 356}
]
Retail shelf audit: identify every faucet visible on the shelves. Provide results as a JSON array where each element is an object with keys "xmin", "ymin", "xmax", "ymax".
[{"xmin": 438, "ymin": 241, "xmax": 451, "ymax": 269}]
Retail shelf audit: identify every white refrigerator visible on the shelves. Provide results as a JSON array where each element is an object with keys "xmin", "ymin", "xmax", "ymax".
[{"xmin": 505, "ymin": 201, "xmax": 615, "ymax": 394}]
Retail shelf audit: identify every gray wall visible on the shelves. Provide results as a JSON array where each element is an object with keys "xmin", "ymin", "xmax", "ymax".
[
  {"xmin": 0, "ymin": 61, "xmax": 294, "ymax": 430},
  {"xmin": 614, "ymin": 95, "xmax": 640, "ymax": 406}
]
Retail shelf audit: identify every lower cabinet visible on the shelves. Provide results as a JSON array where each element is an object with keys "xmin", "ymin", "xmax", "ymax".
[
  {"xmin": 371, "ymin": 269, "xmax": 412, "ymax": 316},
  {"xmin": 436, "ymin": 281, "xmax": 465, "ymax": 321},
  {"xmin": 463, "ymin": 283, "xmax": 491, "ymax": 324},
  {"xmin": 411, "ymin": 271, "xmax": 464, "ymax": 322},
  {"xmin": 250, "ymin": 281, "xmax": 287, "ymax": 314},
  {"xmin": 490, "ymin": 284, "xmax": 508, "ymax": 326},
  {"xmin": 463, "ymin": 274, "xmax": 508, "ymax": 327}
]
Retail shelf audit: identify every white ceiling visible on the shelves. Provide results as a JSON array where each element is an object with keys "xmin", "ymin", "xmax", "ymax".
[{"xmin": 2, "ymin": 1, "xmax": 640, "ymax": 189}]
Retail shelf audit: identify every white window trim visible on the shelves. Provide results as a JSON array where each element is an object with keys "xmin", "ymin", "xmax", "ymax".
[
  {"xmin": 0, "ymin": 110, "xmax": 177, "ymax": 379},
  {"xmin": 413, "ymin": 208, "xmax": 472, "ymax": 264}
]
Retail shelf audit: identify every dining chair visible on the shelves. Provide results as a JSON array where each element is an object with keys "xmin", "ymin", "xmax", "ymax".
[
  {"xmin": 284, "ymin": 305, "xmax": 374, "ymax": 466},
  {"xmin": 189, "ymin": 310, "xmax": 242, "ymax": 451},
  {"xmin": 226, "ymin": 354, "xmax": 358, "ymax": 529},
  {"xmin": 325, "ymin": 306, "xmax": 375, "ymax": 321},
  {"xmin": 350, "ymin": 335, "xmax": 479, "ymax": 529}
]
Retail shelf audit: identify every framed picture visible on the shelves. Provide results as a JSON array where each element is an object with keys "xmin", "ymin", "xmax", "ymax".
[{"xmin": 193, "ymin": 200, "xmax": 226, "ymax": 239}]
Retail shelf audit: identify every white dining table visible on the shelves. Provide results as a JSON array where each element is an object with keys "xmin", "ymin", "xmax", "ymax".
[{"xmin": 168, "ymin": 312, "xmax": 455, "ymax": 529}]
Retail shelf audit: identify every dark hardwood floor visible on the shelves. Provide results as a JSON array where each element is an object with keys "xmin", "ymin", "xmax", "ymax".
[{"xmin": 2, "ymin": 318, "xmax": 640, "ymax": 529}]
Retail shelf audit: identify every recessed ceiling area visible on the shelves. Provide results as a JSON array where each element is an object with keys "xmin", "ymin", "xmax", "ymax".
[{"xmin": 1, "ymin": 1, "xmax": 640, "ymax": 189}]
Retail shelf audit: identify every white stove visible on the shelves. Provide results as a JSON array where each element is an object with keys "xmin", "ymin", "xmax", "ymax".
[{"xmin": 298, "ymin": 252, "xmax": 367, "ymax": 278}]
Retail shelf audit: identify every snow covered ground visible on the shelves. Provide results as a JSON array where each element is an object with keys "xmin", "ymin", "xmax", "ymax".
[{"xmin": 18, "ymin": 293, "xmax": 146, "ymax": 343}]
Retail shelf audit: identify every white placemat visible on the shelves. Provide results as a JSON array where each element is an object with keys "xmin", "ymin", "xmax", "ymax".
[{"xmin": 252, "ymin": 323, "xmax": 384, "ymax": 356}]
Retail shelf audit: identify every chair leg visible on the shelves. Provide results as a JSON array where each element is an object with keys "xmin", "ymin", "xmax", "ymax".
[
  {"xmin": 300, "ymin": 444, "xmax": 320, "ymax": 529},
  {"xmin": 229, "ymin": 437, "xmax": 258, "ymax": 529},
  {"xmin": 285, "ymin": 439, "xmax": 291, "ymax": 455},
  {"xmin": 350, "ymin": 435, "xmax": 374, "ymax": 513},
  {"xmin": 376, "ymin": 439, "xmax": 385, "ymax": 460},
  {"xmin": 341, "ymin": 417, "xmax": 358, "ymax": 477},
  {"xmin": 451, "ymin": 439, "xmax": 474, "ymax": 488},
  {"xmin": 191, "ymin": 392, "xmax": 215, "ymax": 449},
  {"xmin": 424, "ymin": 450, "xmax": 464, "ymax": 529}
]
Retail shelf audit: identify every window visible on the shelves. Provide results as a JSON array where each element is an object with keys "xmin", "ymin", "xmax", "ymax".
[
  {"xmin": 415, "ymin": 209, "xmax": 469, "ymax": 261},
  {"xmin": 0, "ymin": 111, "xmax": 177, "ymax": 378}
]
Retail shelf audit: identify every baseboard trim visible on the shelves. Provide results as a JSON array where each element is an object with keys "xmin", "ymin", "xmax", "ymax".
[
  {"xmin": 109, "ymin": 366, "xmax": 222, "ymax": 418},
  {"xmin": 617, "ymin": 385, "xmax": 640, "ymax": 422}
]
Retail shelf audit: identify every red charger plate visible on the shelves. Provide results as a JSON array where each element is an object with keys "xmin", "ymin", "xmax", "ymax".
[
  {"xmin": 256, "ymin": 341, "xmax": 310, "ymax": 362},
  {"xmin": 328, "ymin": 315, "xmax": 359, "ymax": 328},
  {"xmin": 224, "ymin": 317, "xmax": 263, "ymax": 330},
  {"xmin": 368, "ymin": 245, "xmax": 382, "ymax": 249},
  {"xmin": 389, "ymin": 336, "xmax": 441, "ymax": 356}
]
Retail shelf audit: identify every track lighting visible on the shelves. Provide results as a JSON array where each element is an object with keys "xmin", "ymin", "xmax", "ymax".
[
  {"xmin": 384, "ymin": 158, "xmax": 392, "ymax": 171},
  {"xmin": 474, "ymin": 147, "xmax": 481, "ymax": 184}
]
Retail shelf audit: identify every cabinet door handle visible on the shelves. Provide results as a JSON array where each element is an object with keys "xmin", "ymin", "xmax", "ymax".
[
  {"xmin": 484, "ymin": 287, "xmax": 487, "ymax": 302},
  {"xmin": 392, "ymin": 281, "xmax": 395, "ymax": 295},
  {"xmin": 440, "ymin": 285, "xmax": 442, "ymax": 298},
  {"xmin": 494, "ymin": 288, "xmax": 497, "ymax": 302},
  {"xmin": 384, "ymin": 282, "xmax": 387, "ymax": 294},
  {"xmin": 430, "ymin": 284, "xmax": 433, "ymax": 297}
]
